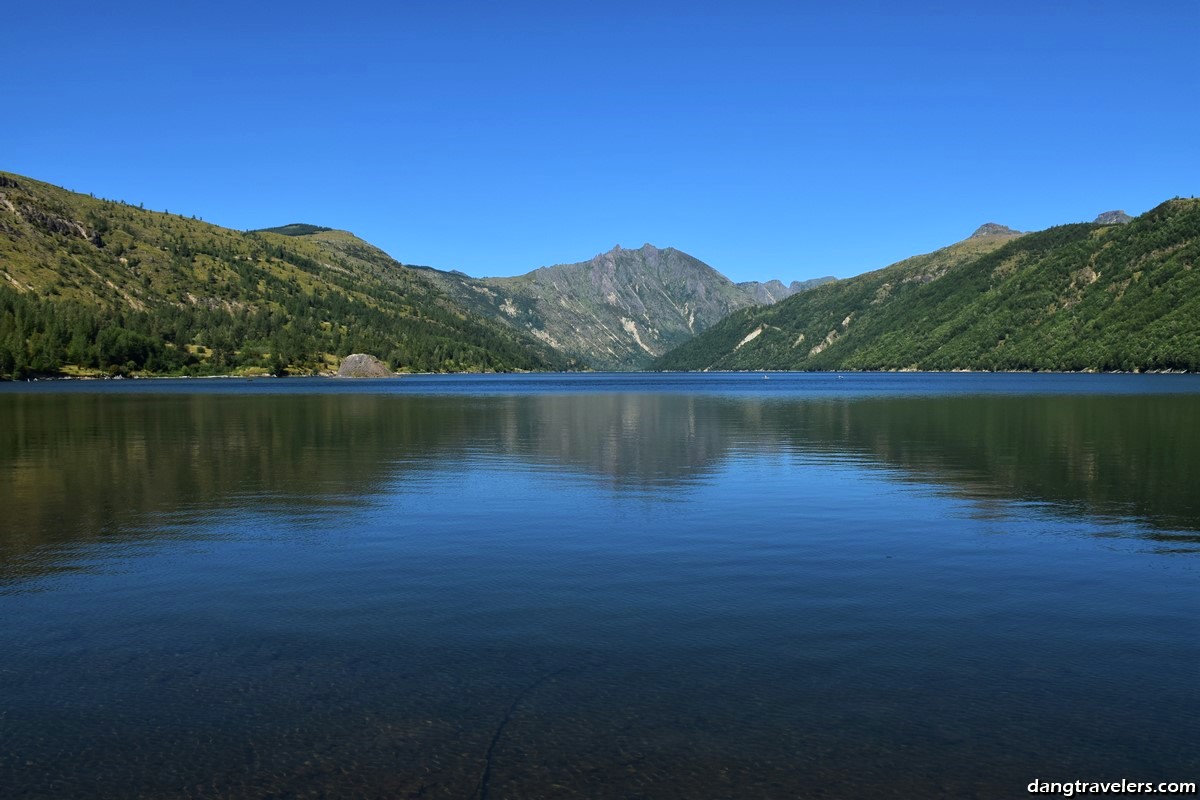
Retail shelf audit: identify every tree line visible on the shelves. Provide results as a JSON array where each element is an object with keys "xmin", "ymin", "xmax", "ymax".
[{"xmin": 0, "ymin": 282, "xmax": 555, "ymax": 379}]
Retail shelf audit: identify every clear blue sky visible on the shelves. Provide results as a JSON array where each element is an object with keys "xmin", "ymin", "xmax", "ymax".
[{"xmin": 7, "ymin": 1, "xmax": 1198, "ymax": 281}]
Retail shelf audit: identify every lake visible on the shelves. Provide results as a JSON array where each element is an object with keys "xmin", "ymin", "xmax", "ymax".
[{"xmin": 1, "ymin": 373, "xmax": 1197, "ymax": 799}]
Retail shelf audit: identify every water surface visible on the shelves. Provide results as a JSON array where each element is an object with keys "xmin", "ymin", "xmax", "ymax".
[{"xmin": 1, "ymin": 374, "xmax": 1197, "ymax": 798}]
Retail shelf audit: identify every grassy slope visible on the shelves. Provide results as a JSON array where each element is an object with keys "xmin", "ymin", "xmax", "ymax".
[
  {"xmin": 0, "ymin": 171, "xmax": 563, "ymax": 375},
  {"xmin": 655, "ymin": 200, "xmax": 1200, "ymax": 372}
]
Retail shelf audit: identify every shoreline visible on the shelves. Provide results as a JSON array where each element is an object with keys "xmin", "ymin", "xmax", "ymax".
[{"xmin": 5, "ymin": 366, "xmax": 1197, "ymax": 383}]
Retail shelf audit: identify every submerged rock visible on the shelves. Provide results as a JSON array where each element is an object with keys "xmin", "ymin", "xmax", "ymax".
[{"xmin": 336, "ymin": 354, "xmax": 394, "ymax": 378}]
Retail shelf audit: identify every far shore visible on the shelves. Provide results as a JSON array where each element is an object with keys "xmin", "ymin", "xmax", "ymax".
[{"xmin": 4, "ymin": 367, "xmax": 1197, "ymax": 383}]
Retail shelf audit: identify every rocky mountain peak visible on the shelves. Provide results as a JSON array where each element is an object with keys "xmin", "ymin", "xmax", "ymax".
[
  {"xmin": 970, "ymin": 223, "xmax": 1021, "ymax": 238},
  {"xmin": 737, "ymin": 276, "xmax": 836, "ymax": 305},
  {"xmin": 1094, "ymin": 210, "xmax": 1132, "ymax": 225},
  {"xmin": 600, "ymin": 243, "xmax": 663, "ymax": 257}
]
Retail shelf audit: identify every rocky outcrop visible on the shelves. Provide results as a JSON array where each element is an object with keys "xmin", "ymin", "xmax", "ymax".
[
  {"xmin": 737, "ymin": 276, "xmax": 836, "ymax": 304},
  {"xmin": 1094, "ymin": 210, "xmax": 1132, "ymax": 225},
  {"xmin": 19, "ymin": 204, "xmax": 92, "ymax": 241},
  {"xmin": 971, "ymin": 223, "xmax": 1022, "ymax": 238},
  {"xmin": 336, "ymin": 354, "xmax": 394, "ymax": 378}
]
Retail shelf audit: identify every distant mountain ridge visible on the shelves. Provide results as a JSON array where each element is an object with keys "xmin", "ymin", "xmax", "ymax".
[
  {"xmin": 0, "ymin": 168, "xmax": 835, "ymax": 376},
  {"xmin": 419, "ymin": 243, "xmax": 831, "ymax": 369},
  {"xmin": 4, "ymin": 168, "xmax": 1188, "ymax": 378},
  {"xmin": 737, "ymin": 276, "xmax": 837, "ymax": 305},
  {"xmin": 654, "ymin": 203, "xmax": 1200, "ymax": 373}
]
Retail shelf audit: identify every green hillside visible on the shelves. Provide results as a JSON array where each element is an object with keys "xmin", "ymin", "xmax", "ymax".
[
  {"xmin": 654, "ymin": 200, "xmax": 1200, "ymax": 372},
  {"xmin": 0, "ymin": 172, "xmax": 562, "ymax": 378},
  {"xmin": 253, "ymin": 223, "xmax": 335, "ymax": 236}
]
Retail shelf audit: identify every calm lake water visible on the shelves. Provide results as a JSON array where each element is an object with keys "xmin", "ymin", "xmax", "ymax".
[{"xmin": 1, "ymin": 373, "xmax": 1198, "ymax": 799}]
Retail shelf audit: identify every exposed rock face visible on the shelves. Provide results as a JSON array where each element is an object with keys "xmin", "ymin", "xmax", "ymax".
[
  {"xmin": 422, "ymin": 244, "xmax": 761, "ymax": 369},
  {"xmin": 17, "ymin": 204, "xmax": 93, "ymax": 241},
  {"xmin": 419, "ymin": 244, "xmax": 833, "ymax": 370},
  {"xmin": 738, "ymin": 279, "xmax": 792, "ymax": 304},
  {"xmin": 737, "ymin": 276, "xmax": 836, "ymax": 304},
  {"xmin": 337, "ymin": 354, "xmax": 394, "ymax": 378},
  {"xmin": 1094, "ymin": 210, "xmax": 1132, "ymax": 225},
  {"xmin": 971, "ymin": 222, "xmax": 1022, "ymax": 238}
]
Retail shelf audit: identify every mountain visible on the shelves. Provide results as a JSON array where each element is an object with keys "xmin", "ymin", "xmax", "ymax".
[
  {"xmin": 737, "ymin": 276, "xmax": 837, "ymax": 305},
  {"xmin": 970, "ymin": 222, "xmax": 1023, "ymax": 238},
  {"xmin": 0, "ymin": 172, "xmax": 563, "ymax": 377},
  {"xmin": 422, "ymin": 244, "xmax": 749, "ymax": 370},
  {"xmin": 653, "ymin": 201, "xmax": 1200, "ymax": 373},
  {"xmin": 421, "ymin": 244, "xmax": 830, "ymax": 370},
  {"xmin": 1094, "ymin": 210, "xmax": 1132, "ymax": 225}
]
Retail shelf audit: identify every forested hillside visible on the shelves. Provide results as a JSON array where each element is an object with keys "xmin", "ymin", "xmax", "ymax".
[
  {"xmin": 654, "ymin": 200, "xmax": 1200, "ymax": 373},
  {"xmin": 0, "ymin": 172, "xmax": 562, "ymax": 378}
]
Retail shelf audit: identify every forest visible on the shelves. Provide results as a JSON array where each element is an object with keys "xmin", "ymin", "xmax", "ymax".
[
  {"xmin": 0, "ymin": 172, "xmax": 561, "ymax": 378},
  {"xmin": 654, "ymin": 199, "xmax": 1200, "ymax": 373}
]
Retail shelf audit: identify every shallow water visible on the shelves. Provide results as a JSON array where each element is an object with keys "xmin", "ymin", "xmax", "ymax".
[{"xmin": 1, "ymin": 373, "xmax": 1197, "ymax": 798}]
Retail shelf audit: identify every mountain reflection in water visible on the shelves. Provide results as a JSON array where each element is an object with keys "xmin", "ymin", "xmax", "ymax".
[
  {"xmin": 1, "ymin": 376, "xmax": 1197, "ymax": 799},
  {"xmin": 3, "ymin": 388, "xmax": 1198, "ymax": 574}
]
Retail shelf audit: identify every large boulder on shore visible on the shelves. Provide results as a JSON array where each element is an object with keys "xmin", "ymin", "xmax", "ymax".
[{"xmin": 336, "ymin": 354, "xmax": 394, "ymax": 378}]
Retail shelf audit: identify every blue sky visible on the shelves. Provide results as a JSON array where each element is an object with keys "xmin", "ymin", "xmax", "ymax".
[{"xmin": 7, "ymin": 1, "xmax": 1197, "ymax": 281}]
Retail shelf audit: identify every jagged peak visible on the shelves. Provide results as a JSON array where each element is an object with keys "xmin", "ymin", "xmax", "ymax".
[
  {"xmin": 970, "ymin": 222, "xmax": 1021, "ymax": 238},
  {"xmin": 1094, "ymin": 210, "xmax": 1132, "ymax": 225},
  {"xmin": 597, "ymin": 242, "xmax": 666, "ymax": 259}
]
